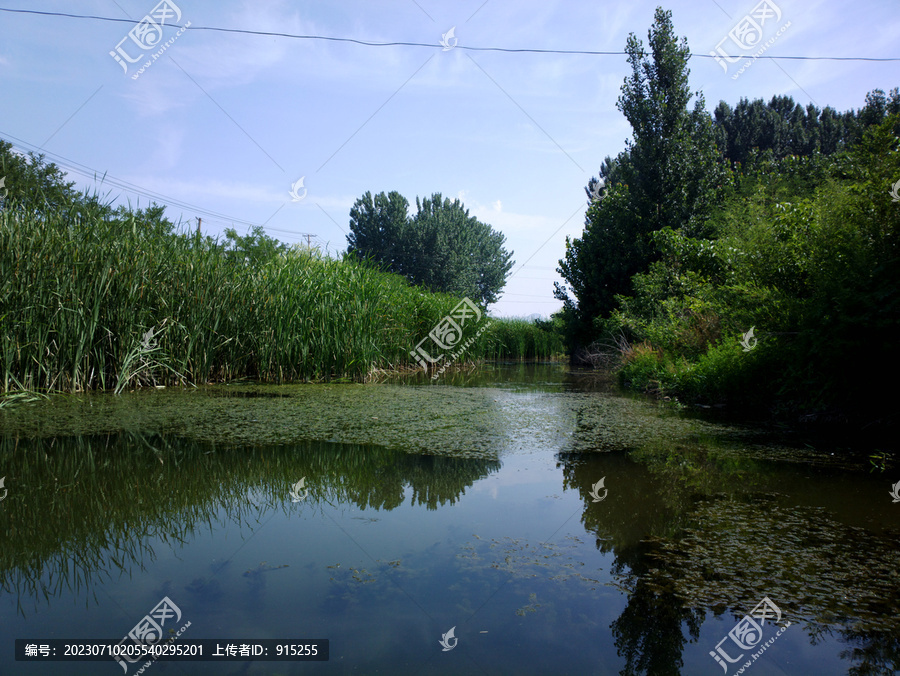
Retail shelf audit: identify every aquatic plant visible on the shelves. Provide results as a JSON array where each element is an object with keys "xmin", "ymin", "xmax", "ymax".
[{"xmin": 0, "ymin": 203, "xmax": 562, "ymax": 393}]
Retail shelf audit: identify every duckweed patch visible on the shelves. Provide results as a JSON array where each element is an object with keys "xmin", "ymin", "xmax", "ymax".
[
  {"xmin": 455, "ymin": 534, "xmax": 607, "ymax": 590},
  {"xmin": 0, "ymin": 379, "xmax": 855, "ymax": 467},
  {"xmin": 639, "ymin": 496, "xmax": 900, "ymax": 635}
]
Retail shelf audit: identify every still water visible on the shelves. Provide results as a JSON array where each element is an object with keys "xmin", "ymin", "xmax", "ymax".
[{"xmin": 1, "ymin": 364, "xmax": 898, "ymax": 675}]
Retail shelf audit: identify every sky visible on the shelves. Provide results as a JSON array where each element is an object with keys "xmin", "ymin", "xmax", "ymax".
[{"xmin": 0, "ymin": 0, "xmax": 897, "ymax": 318}]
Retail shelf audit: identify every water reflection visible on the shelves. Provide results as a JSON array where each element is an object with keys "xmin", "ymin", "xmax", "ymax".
[
  {"xmin": 0, "ymin": 433, "xmax": 500, "ymax": 617},
  {"xmin": 380, "ymin": 361, "xmax": 620, "ymax": 394},
  {"xmin": 0, "ymin": 365, "xmax": 898, "ymax": 675},
  {"xmin": 556, "ymin": 434, "xmax": 900, "ymax": 675}
]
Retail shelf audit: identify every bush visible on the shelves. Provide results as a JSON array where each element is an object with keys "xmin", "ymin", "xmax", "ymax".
[{"xmin": 609, "ymin": 114, "xmax": 900, "ymax": 426}]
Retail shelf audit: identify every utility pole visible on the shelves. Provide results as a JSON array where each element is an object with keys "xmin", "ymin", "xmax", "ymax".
[{"xmin": 196, "ymin": 217, "xmax": 202, "ymax": 235}]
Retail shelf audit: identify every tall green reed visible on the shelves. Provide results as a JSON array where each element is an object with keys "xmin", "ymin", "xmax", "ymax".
[{"xmin": 0, "ymin": 202, "xmax": 563, "ymax": 393}]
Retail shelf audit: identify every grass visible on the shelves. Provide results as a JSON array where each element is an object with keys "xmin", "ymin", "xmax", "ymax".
[
  {"xmin": 0, "ymin": 201, "xmax": 562, "ymax": 393},
  {"xmin": 615, "ymin": 334, "xmax": 771, "ymax": 408}
]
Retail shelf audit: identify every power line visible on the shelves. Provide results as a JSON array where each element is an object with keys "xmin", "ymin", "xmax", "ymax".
[
  {"xmin": 1, "ymin": 131, "xmax": 254, "ymax": 226},
  {"xmin": 1, "ymin": 7, "xmax": 898, "ymax": 62},
  {"xmin": 0, "ymin": 131, "xmax": 320, "ymax": 241}
]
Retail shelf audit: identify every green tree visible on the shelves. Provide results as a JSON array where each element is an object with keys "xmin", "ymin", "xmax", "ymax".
[
  {"xmin": 222, "ymin": 225, "xmax": 287, "ymax": 267},
  {"xmin": 0, "ymin": 140, "xmax": 82, "ymax": 210},
  {"xmin": 609, "ymin": 110, "xmax": 900, "ymax": 429},
  {"xmin": 615, "ymin": 8, "xmax": 726, "ymax": 238},
  {"xmin": 346, "ymin": 190, "xmax": 410, "ymax": 273},
  {"xmin": 0, "ymin": 140, "xmax": 180, "ymax": 237},
  {"xmin": 347, "ymin": 191, "xmax": 513, "ymax": 306},
  {"xmin": 856, "ymin": 87, "xmax": 900, "ymax": 132},
  {"xmin": 711, "ymin": 95, "xmax": 866, "ymax": 165},
  {"xmin": 407, "ymin": 193, "xmax": 513, "ymax": 306},
  {"xmin": 556, "ymin": 7, "xmax": 727, "ymax": 350}
]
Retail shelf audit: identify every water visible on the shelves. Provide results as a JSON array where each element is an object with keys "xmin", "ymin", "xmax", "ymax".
[{"xmin": 1, "ymin": 364, "xmax": 898, "ymax": 675}]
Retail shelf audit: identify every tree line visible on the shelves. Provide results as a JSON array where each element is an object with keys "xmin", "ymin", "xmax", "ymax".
[{"xmin": 555, "ymin": 7, "xmax": 899, "ymax": 433}]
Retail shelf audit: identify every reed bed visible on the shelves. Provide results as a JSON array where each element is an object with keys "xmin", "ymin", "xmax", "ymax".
[
  {"xmin": 0, "ymin": 202, "xmax": 562, "ymax": 393},
  {"xmin": 484, "ymin": 317, "xmax": 565, "ymax": 361}
]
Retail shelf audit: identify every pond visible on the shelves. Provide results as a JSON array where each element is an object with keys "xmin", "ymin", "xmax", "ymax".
[{"xmin": 1, "ymin": 364, "xmax": 898, "ymax": 675}]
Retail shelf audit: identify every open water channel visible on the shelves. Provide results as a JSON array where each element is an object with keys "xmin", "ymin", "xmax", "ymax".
[{"xmin": 1, "ymin": 364, "xmax": 897, "ymax": 675}]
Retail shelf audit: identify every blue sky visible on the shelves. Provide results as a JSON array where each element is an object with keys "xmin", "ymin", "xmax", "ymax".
[{"xmin": 0, "ymin": 0, "xmax": 897, "ymax": 317}]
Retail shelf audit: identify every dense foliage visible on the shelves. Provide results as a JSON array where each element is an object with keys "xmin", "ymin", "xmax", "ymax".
[
  {"xmin": 712, "ymin": 88, "xmax": 899, "ymax": 165},
  {"xmin": 347, "ymin": 190, "xmax": 514, "ymax": 306},
  {"xmin": 611, "ymin": 117, "xmax": 899, "ymax": 425},
  {"xmin": 555, "ymin": 8, "xmax": 728, "ymax": 348},
  {"xmin": 555, "ymin": 7, "xmax": 899, "ymax": 430}
]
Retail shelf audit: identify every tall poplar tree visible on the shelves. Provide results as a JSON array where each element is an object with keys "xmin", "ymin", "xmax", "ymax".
[{"xmin": 556, "ymin": 7, "xmax": 726, "ymax": 350}]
